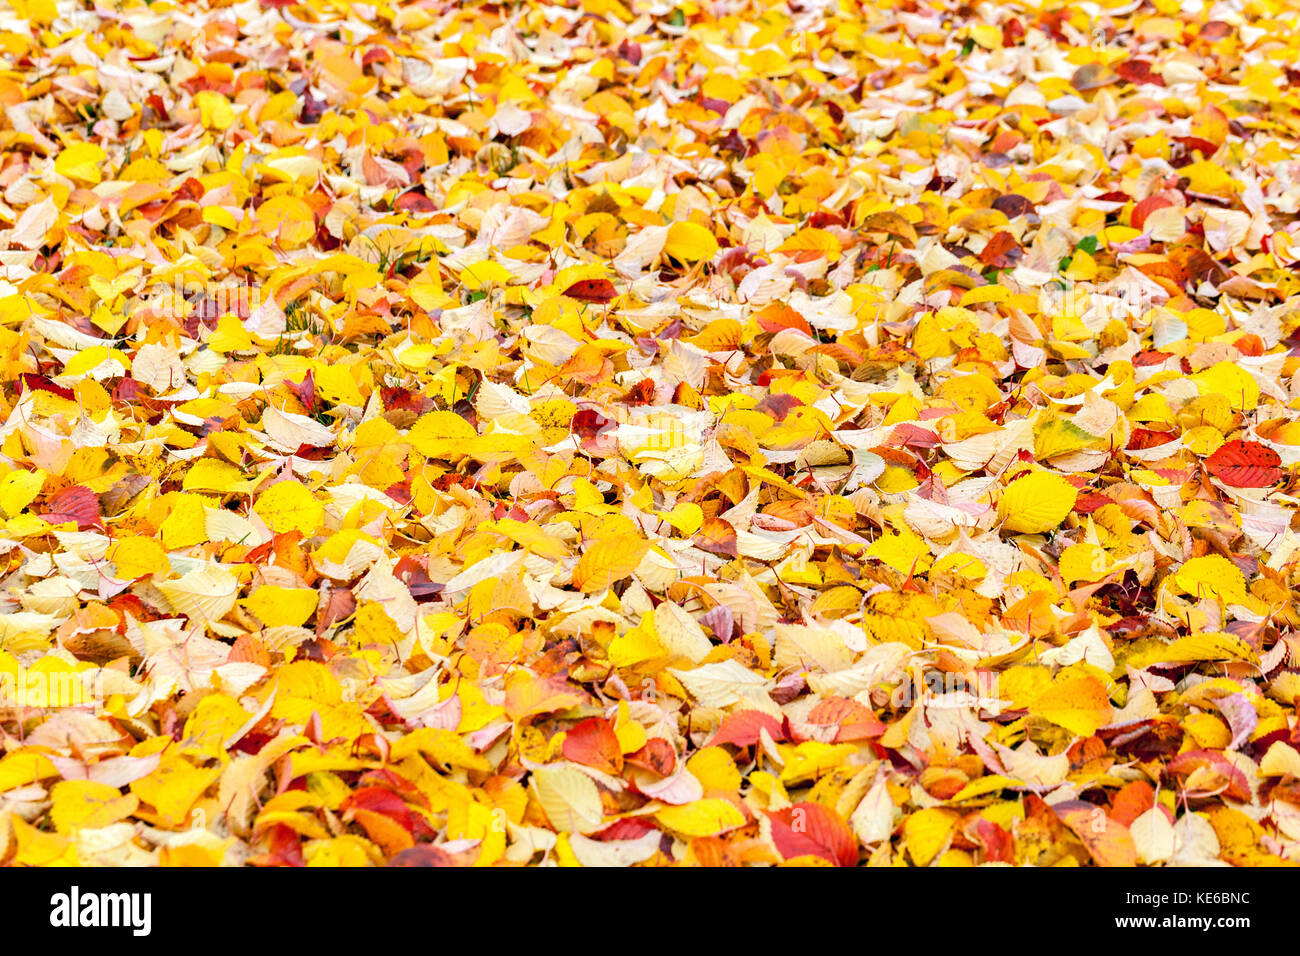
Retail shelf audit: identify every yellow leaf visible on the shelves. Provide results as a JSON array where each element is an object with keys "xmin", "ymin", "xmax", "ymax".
[
  {"xmin": 998, "ymin": 470, "xmax": 1078, "ymax": 534},
  {"xmin": 1170, "ymin": 554, "xmax": 1247, "ymax": 604},
  {"xmin": 1182, "ymin": 160, "xmax": 1241, "ymax": 198},
  {"xmin": 969, "ymin": 23, "xmax": 1000, "ymax": 49},
  {"xmin": 780, "ymin": 741, "xmax": 860, "ymax": 784},
  {"xmin": 353, "ymin": 601, "xmax": 405, "ymax": 646},
  {"xmin": 253, "ymin": 480, "xmax": 325, "ymax": 536},
  {"xmin": 866, "ymin": 529, "xmax": 932, "ymax": 575},
  {"xmin": 904, "ymin": 808, "xmax": 959, "ymax": 866},
  {"xmin": 305, "ymin": 835, "xmax": 382, "ymax": 867},
  {"xmin": 408, "ymin": 410, "xmax": 478, "ymax": 459},
  {"xmin": 407, "ymin": 266, "xmax": 447, "ymax": 310},
  {"xmin": 777, "ymin": 226, "xmax": 841, "ymax": 260},
  {"xmin": 130, "ymin": 755, "xmax": 221, "ymax": 829},
  {"xmin": 181, "ymin": 693, "xmax": 253, "ymax": 760},
  {"xmin": 55, "ymin": 142, "xmax": 107, "ymax": 184},
  {"xmin": 0, "ymin": 749, "xmax": 59, "ymax": 791},
  {"xmin": 0, "ymin": 468, "xmax": 45, "ymax": 518},
  {"xmin": 655, "ymin": 798, "xmax": 745, "ymax": 837},
  {"xmin": 572, "ymin": 536, "xmax": 651, "ymax": 592},
  {"xmin": 1191, "ymin": 362, "xmax": 1258, "ymax": 412},
  {"xmin": 182, "ymin": 458, "xmax": 246, "ymax": 493},
  {"xmin": 157, "ymin": 565, "xmax": 240, "ymax": 626},
  {"xmin": 607, "ymin": 621, "xmax": 666, "ymax": 667},
  {"xmin": 1184, "ymin": 712, "xmax": 1231, "ymax": 749},
  {"xmin": 12, "ymin": 816, "xmax": 79, "ymax": 866},
  {"xmin": 159, "ymin": 493, "xmax": 208, "ymax": 550},
  {"xmin": 109, "ymin": 537, "xmax": 170, "ymax": 578},
  {"xmin": 664, "ymin": 221, "xmax": 718, "ymax": 263},
  {"xmin": 1034, "ymin": 418, "xmax": 1098, "ymax": 460},
  {"xmin": 490, "ymin": 518, "xmax": 568, "ymax": 560},
  {"xmin": 255, "ymin": 195, "xmax": 316, "ymax": 248},
  {"xmin": 1260, "ymin": 742, "xmax": 1300, "ymax": 777},
  {"xmin": 1125, "ymin": 633, "xmax": 1258, "ymax": 670},
  {"xmin": 530, "ymin": 764, "xmax": 604, "ymax": 834},
  {"xmin": 194, "ymin": 90, "xmax": 235, "ymax": 129},
  {"xmin": 1190, "ymin": 105, "xmax": 1229, "ymax": 148},
  {"xmin": 244, "ymin": 586, "xmax": 318, "ymax": 627},
  {"xmin": 461, "ymin": 260, "xmax": 514, "ymax": 290},
  {"xmin": 1059, "ymin": 542, "xmax": 1112, "ymax": 585},
  {"xmin": 313, "ymin": 365, "xmax": 365, "ymax": 407},
  {"xmin": 391, "ymin": 727, "xmax": 491, "ymax": 772},
  {"xmin": 614, "ymin": 699, "xmax": 647, "ymax": 754},
  {"xmin": 686, "ymin": 746, "xmax": 742, "ymax": 791},
  {"xmin": 1029, "ymin": 672, "xmax": 1113, "ymax": 737},
  {"xmin": 447, "ymin": 798, "xmax": 505, "ymax": 866},
  {"xmin": 660, "ymin": 502, "xmax": 704, "ymax": 536}
]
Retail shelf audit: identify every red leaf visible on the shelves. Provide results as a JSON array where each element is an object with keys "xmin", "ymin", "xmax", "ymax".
[
  {"xmin": 753, "ymin": 393, "xmax": 802, "ymax": 421},
  {"xmin": 285, "ymin": 369, "xmax": 316, "ymax": 413},
  {"xmin": 387, "ymin": 845, "xmax": 459, "ymax": 866},
  {"xmin": 42, "ymin": 485, "xmax": 101, "ymax": 531},
  {"xmin": 1167, "ymin": 750, "xmax": 1253, "ymax": 801},
  {"xmin": 250, "ymin": 823, "xmax": 304, "ymax": 867},
  {"xmin": 1133, "ymin": 349, "xmax": 1173, "ymax": 367},
  {"xmin": 1116, "ymin": 58, "xmax": 1164, "ymax": 86},
  {"xmin": 755, "ymin": 302, "xmax": 813, "ymax": 337},
  {"xmin": 693, "ymin": 517, "xmax": 738, "ymax": 558},
  {"xmin": 1109, "ymin": 781, "xmax": 1156, "ymax": 827},
  {"xmin": 1173, "ymin": 135, "xmax": 1219, "ymax": 158},
  {"xmin": 112, "ymin": 377, "xmax": 173, "ymax": 419},
  {"xmin": 708, "ymin": 710, "xmax": 788, "ymax": 748},
  {"xmin": 145, "ymin": 94, "xmax": 170, "ymax": 122},
  {"xmin": 698, "ymin": 95, "xmax": 729, "ymax": 116},
  {"xmin": 18, "ymin": 373, "xmax": 74, "ymax": 401},
  {"xmin": 357, "ymin": 767, "xmax": 419, "ymax": 795},
  {"xmin": 888, "ymin": 423, "xmax": 942, "ymax": 450},
  {"xmin": 562, "ymin": 279, "xmax": 618, "ymax": 303},
  {"xmin": 965, "ymin": 817, "xmax": 1013, "ymax": 863},
  {"xmin": 622, "ymin": 378, "xmax": 657, "ymax": 405},
  {"xmin": 394, "ymin": 555, "xmax": 442, "ymax": 599},
  {"xmin": 978, "ymin": 231, "xmax": 1023, "ymax": 268},
  {"xmin": 1072, "ymin": 492, "xmax": 1111, "ymax": 514},
  {"xmin": 595, "ymin": 817, "xmax": 659, "ymax": 841},
  {"xmin": 380, "ymin": 386, "xmax": 436, "ymax": 416},
  {"xmin": 314, "ymin": 590, "xmax": 356, "ymax": 634},
  {"xmin": 1234, "ymin": 334, "xmax": 1265, "ymax": 357},
  {"xmin": 765, "ymin": 802, "xmax": 858, "ymax": 867},
  {"xmin": 394, "ymin": 189, "xmax": 437, "ymax": 215},
  {"xmin": 1127, "ymin": 427, "xmax": 1179, "ymax": 450},
  {"xmin": 342, "ymin": 787, "xmax": 415, "ymax": 834},
  {"xmin": 384, "ymin": 479, "xmax": 413, "ymax": 506},
  {"xmin": 625, "ymin": 738, "xmax": 676, "ymax": 776},
  {"xmin": 1205, "ymin": 439, "xmax": 1282, "ymax": 488},
  {"xmin": 616, "ymin": 39, "xmax": 642, "ymax": 65},
  {"xmin": 755, "ymin": 368, "xmax": 801, "ymax": 388},
  {"xmin": 562, "ymin": 717, "xmax": 623, "ymax": 774},
  {"xmin": 991, "ymin": 193, "xmax": 1033, "ymax": 218},
  {"xmin": 1132, "ymin": 193, "xmax": 1176, "ymax": 231},
  {"xmin": 806, "ymin": 697, "xmax": 885, "ymax": 741},
  {"xmin": 1054, "ymin": 800, "xmax": 1138, "ymax": 867},
  {"xmin": 570, "ymin": 407, "xmax": 613, "ymax": 440}
]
